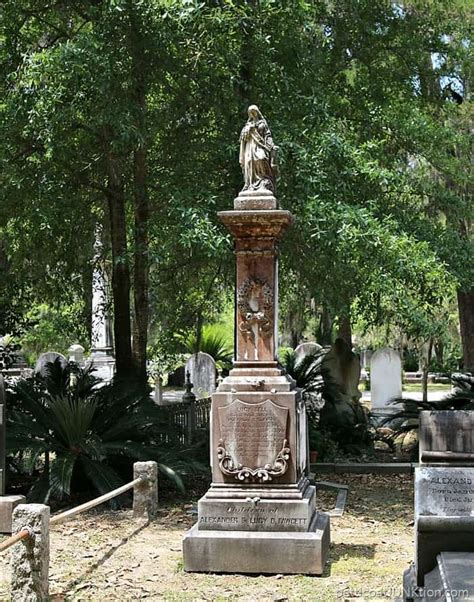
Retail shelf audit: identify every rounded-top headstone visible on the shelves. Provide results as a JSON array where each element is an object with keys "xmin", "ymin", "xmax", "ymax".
[
  {"xmin": 34, "ymin": 352, "xmax": 67, "ymax": 377},
  {"xmin": 294, "ymin": 342, "xmax": 322, "ymax": 363},
  {"xmin": 370, "ymin": 347, "xmax": 402, "ymax": 409},
  {"xmin": 185, "ymin": 352, "xmax": 217, "ymax": 399},
  {"xmin": 68, "ymin": 344, "xmax": 85, "ymax": 365}
]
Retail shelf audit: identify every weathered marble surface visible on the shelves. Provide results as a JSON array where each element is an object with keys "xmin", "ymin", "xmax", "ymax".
[
  {"xmin": 183, "ymin": 512, "xmax": 330, "ymax": 575},
  {"xmin": 419, "ymin": 411, "xmax": 474, "ymax": 464},
  {"xmin": 185, "ymin": 352, "xmax": 216, "ymax": 399},
  {"xmin": 415, "ymin": 467, "xmax": 474, "ymax": 518},
  {"xmin": 370, "ymin": 347, "xmax": 402, "ymax": 409}
]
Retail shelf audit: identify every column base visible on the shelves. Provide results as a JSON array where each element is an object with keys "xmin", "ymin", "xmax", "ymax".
[{"xmin": 183, "ymin": 511, "xmax": 330, "ymax": 575}]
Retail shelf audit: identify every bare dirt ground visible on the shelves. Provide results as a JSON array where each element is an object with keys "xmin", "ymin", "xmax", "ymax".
[{"xmin": 0, "ymin": 474, "xmax": 414, "ymax": 601}]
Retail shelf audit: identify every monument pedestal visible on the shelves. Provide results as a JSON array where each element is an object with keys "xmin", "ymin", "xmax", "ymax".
[
  {"xmin": 183, "ymin": 511, "xmax": 329, "ymax": 574},
  {"xmin": 183, "ymin": 368, "xmax": 331, "ymax": 574}
]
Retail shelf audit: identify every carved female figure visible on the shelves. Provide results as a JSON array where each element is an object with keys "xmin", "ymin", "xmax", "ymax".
[{"xmin": 239, "ymin": 105, "xmax": 278, "ymax": 194}]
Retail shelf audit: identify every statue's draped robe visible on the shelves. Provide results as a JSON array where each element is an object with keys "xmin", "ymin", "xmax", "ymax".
[{"xmin": 239, "ymin": 120, "xmax": 275, "ymax": 192}]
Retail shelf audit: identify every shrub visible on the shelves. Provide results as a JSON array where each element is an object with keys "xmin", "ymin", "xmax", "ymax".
[{"xmin": 6, "ymin": 359, "xmax": 206, "ymax": 503}]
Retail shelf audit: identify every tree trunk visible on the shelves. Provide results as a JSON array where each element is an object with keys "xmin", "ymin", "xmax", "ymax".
[
  {"xmin": 104, "ymin": 137, "xmax": 133, "ymax": 377},
  {"xmin": 337, "ymin": 313, "xmax": 352, "ymax": 349},
  {"xmin": 317, "ymin": 304, "xmax": 333, "ymax": 346},
  {"xmin": 457, "ymin": 289, "xmax": 474, "ymax": 372},
  {"xmin": 128, "ymin": 4, "xmax": 150, "ymax": 386}
]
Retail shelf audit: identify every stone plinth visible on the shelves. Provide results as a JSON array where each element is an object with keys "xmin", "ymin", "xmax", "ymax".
[
  {"xmin": 0, "ymin": 495, "xmax": 26, "ymax": 533},
  {"xmin": 183, "ymin": 188, "xmax": 330, "ymax": 575}
]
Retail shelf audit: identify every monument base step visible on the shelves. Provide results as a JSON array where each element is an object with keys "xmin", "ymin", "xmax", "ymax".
[{"xmin": 183, "ymin": 511, "xmax": 330, "ymax": 575}]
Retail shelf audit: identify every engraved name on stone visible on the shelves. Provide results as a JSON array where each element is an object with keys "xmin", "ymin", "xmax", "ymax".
[
  {"xmin": 416, "ymin": 467, "xmax": 474, "ymax": 517},
  {"xmin": 199, "ymin": 515, "xmax": 307, "ymax": 526},
  {"xmin": 218, "ymin": 399, "xmax": 288, "ymax": 470}
]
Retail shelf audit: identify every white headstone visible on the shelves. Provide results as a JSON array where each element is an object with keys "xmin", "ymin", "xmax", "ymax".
[
  {"xmin": 185, "ymin": 352, "xmax": 216, "ymax": 399},
  {"xmin": 370, "ymin": 347, "xmax": 402, "ymax": 409},
  {"xmin": 68, "ymin": 344, "xmax": 85, "ymax": 365},
  {"xmin": 154, "ymin": 376, "xmax": 164, "ymax": 406},
  {"xmin": 34, "ymin": 352, "xmax": 67, "ymax": 377},
  {"xmin": 295, "ymin": 342, "xmax": 322, "ymax": 363}
]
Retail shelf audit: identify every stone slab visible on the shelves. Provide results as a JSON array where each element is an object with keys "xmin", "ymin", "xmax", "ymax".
[
  {"xmin": 419, "ymin": 411, "xmax": 474, "ymax": 465},
  {"xmin": 415, "ymin": 467, "xmax": 474, "ymax": 517},
  {"xmin": 198, "ymin": 485, "xmax": 316, "ymax": 532},
  {"xmin": 425, "ymin": 553, "xmax": 474, "ymax": 600},
  {"xmin": 183, "ymin": 511, "xmax": 330, "ymax": 575},
  {"xmin": 0, "ymin": 495, "xmax": 26, "ymax": 533}
]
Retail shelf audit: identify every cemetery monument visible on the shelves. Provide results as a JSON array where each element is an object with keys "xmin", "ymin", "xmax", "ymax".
[
  {"xmin": 183, "ymin": 105, "xmax": 330, "ymax": 574},
  {"xmin": 403, "ymin": 410, "xmax": 474, "ymax": 600}
]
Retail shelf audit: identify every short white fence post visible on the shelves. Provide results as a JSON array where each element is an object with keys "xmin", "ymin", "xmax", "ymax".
[
  {"xmin": 10, "ymin": 503, "xmax": 50, "ymax": 602},
  {"xmin": 133, "ymin": 461, "xmax": 158, "ymax": 519}
]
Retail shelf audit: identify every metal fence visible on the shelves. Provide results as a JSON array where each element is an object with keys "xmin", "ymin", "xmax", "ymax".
[{"xmin": 159, "ymin": 397, "xmax": 211, "ymax": 445}]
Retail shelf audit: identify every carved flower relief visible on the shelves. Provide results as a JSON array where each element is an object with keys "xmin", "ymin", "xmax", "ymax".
[{"xmin": 237, "ymin": 278, "xmax": 274, "ymax": 344}]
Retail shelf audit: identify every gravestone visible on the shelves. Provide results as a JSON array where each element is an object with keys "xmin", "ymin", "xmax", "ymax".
[
  {"xmin": 370, "ymin": 347, "xmax": 402, "ymax": 410},
  {"xmin": 295, "ymin": 342, "xmax": 322, "ymax": 363},
  {"xmin": 403, "ymin": 410, "xmax": 474, "ymax": 599},
  {"xmin": 68, "ymin": 344, "xmax": 85, "ymax": 366},
  {"xmin": 183, "ymin": 106, "xmax": 330, "ymax": 576},
  {"xmin": 185, "ymin": 352, "xmax": 216, "ymax": 399},
  {"xmin": 89, "ymin": 228, "xmax": 115, "ymax": 381},
  {"xmin": 419, "ymin": 410, "xmax": 474, "ymax": 465},
  {"xmin": 34, "ymin": 352, "xmax": 67, "ymax": 377},
  {"xmin": 0, "ymin": 374, "xmax": 25, "ymax": 532}
]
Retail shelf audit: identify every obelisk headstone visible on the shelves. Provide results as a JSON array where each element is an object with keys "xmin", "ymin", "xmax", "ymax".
[
  {"xmin": 89, "ymin": 228, "xmax": 115, "ymax": 381},
  {"xmin": 183, "ymin": 105, "xmax": 330, "ymax": 575}
]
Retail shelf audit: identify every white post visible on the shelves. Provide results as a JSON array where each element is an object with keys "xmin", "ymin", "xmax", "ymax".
[{"xmin": 10, "ymin": 504, "xmax": 50, "ymax": 602}]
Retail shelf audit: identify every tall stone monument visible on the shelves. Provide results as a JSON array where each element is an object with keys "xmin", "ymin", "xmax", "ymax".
[
  {"xmin": 183, "ymin": 105, "xmax": 330, "ymax": 575},
  {"xmin": 90, "ymin": 228, "xmax": 115, "ymax": 381}
]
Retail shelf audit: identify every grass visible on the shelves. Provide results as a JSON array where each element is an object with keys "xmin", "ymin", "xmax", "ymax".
[
  {"xmin": 402, "ymin": 383, "xmax": 451, "ymax": 393},
  {"xmin": 0, "ymin": 474, "xmax": 415, "ymax": 601}
]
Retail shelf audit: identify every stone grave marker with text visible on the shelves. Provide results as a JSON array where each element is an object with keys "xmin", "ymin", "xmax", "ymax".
[{"xmin": 403, "ymin": 410, "xmax": 474, "ymax": 599}]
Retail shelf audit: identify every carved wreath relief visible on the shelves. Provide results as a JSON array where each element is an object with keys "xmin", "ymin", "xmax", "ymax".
[
  {"xmin": 217, "ymin": 399, "xmax": 290, "ymax": 483},
  {"xmin": 237, "ymin": 278, "xmax": 274, "ymax": 355},
  {"xmin": 217, "ymin": 438, "xmax": 290, "ymax": 483}
]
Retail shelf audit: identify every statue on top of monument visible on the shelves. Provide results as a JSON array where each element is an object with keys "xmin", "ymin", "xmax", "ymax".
[{"xmin": 239, "ymin": 105, "xmax": 278, "ymax": 195}]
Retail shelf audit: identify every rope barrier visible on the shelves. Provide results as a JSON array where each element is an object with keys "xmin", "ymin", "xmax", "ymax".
[
  {"xmin": 0, "ymin": 475, "xmax": 147, "ymax": 553},
  {"xmin": 0, "ymin": 528, "xmax": 30, "ymax": 553},
  {"xmin": 50, "ymin": 476, "xmax": 145, "ymax": 526}
]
